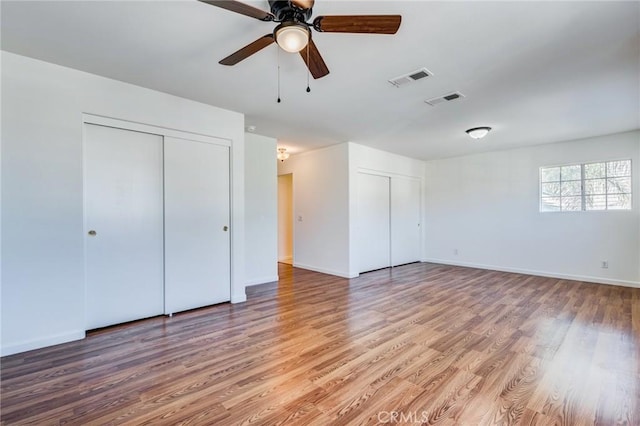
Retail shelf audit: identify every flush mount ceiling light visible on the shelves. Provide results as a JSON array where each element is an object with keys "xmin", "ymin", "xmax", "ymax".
[
  {"xmin": 277, "ymin": 147, "xmax": 290, "ymax": 162},
  {"xmin": 466, "ymin": 127, "xmax": 492, "ymax": 139},
  {"xmin": 274, "ymin": 22, "xmax": 310, "ymax": 53}
]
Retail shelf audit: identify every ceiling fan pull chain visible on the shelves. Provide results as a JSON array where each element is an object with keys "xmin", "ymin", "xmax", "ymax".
[
  {"xmin": 277, "ymin": 47, "xmax": 282, "ymax": 103},
  {"xmin": 306, "ymin": 44, "xmax": 311, "ymax": 93}
]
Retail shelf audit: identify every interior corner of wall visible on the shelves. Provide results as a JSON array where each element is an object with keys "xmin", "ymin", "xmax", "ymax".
[{"xmin": 231, "ymin": 292, "xmax": 247, "ymax": 304}]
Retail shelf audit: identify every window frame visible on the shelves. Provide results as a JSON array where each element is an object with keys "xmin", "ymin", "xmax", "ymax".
[{"xmin": 539, "ymin": 159, "xmax": 632, "ymax": 213}]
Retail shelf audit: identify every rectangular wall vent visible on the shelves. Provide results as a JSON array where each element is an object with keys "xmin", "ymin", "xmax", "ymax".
[
  {"xmin": 424, "ymin": 91, "xmax": 465, "ymax": 106},
  {"xmin": 388, "ymin": 68, "xmax": 433, "ymax": 88}
]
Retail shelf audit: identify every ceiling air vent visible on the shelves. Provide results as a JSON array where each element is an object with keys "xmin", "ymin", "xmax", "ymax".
[
  {"xmin": 388, "ymin": 68, "xmax": 433, "ymax": 88},
  {"xmin": 424, "ymin": 91, "xmax": 465, "ymax": 106}
]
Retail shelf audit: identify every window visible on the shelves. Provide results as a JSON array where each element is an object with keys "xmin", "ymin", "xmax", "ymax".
[{"xmin": 540, "ymin": 160, "xmax": 631, "ymax": 212}]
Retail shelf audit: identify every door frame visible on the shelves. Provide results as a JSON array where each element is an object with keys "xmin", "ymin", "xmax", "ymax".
[{"xmin": 81, "ymin": 114, "xmax": 233, "ymax": 327}]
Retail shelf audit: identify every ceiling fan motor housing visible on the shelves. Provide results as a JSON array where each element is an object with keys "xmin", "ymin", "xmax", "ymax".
[{"xmin": 268, "ymin": 0, "xmax": 312, "ymax": 22}]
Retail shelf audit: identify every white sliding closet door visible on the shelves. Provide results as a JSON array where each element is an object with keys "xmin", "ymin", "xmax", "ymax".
[
  {"xmin": 391, "ymin": 178, "xmax": 421, "ymax": 266},
  {"xmin": 84, "ymin": 124, "xmax": 165, "ymax": 330},
  {"xmin": 164, "ymin": 137, "xmax": 231, "ymax": 314},
  {"xmin": 357, "ymin": 173, "xmax": 391, "ymax": 273}
]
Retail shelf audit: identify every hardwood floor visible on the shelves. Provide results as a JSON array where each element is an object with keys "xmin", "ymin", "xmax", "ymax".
[{"xmin": 1, "ymin": 263, "xmax": 639, "ymax": 425}]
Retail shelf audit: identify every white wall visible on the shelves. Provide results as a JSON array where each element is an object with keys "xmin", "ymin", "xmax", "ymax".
[
  {"xmin": 277, "ymin": 142, "xmax": 426, "ymax": 278},
  {"xmin": 278, "ymin": 144, "xmax": 351, "ymax": 277},
  {"xmin": 277, "ymin": 174, "xmax": 293, "ymax": 263},
  {"xmin": 423, "ymin": 130, "xmax": 640, "ymax": 287},
  {"xmin": 244, "ymin": 133, "xmax": 278, "ymax": 286},
  {"xmin": 347, "ymin": 143, "xmax": 426, "ymax": 277},
  {"xmin": 1, "ymin": 52, "xmax": 246, "ymax": 355}
]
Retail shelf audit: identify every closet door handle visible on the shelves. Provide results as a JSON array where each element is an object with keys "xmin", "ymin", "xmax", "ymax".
[
  {"xmin": 88, "ymin": 230, "xmax": 97, "ymax": 236},
  {"xmin": 223, "ymin": 226, "xmax": 229, "ymax": 232}
]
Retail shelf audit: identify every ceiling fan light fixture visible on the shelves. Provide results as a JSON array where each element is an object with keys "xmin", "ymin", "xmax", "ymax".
[
  {"xmin": 466, "ymin": 126, "xmax": 492, "ymax": 139},
  {"xmin": 277, "ymin": 147, "xmax": 290, "ymax": 162},
  {"xmin": 275, "ymin": 22, "xmax": 310, "ymax": 53}
]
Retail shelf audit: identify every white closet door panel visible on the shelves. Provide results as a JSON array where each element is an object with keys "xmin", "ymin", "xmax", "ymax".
[
  {"xmin": 391, "ymin": 178, "xmax": 421, "ymax": 266},
  {"xmin": 84, "ymin": 124, "xmax": 164, "ymax": 330},
  {"xmin": 357, "ymin": 173, "xmax": 391, "ymax": 273},
  {"xmin": 164, "ymin": 137, "xmax": 230, "ymax": 314}
]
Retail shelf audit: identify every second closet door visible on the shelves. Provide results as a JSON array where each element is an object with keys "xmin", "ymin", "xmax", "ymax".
[
  {"xmin": 391, "ymin": 178, "xmax": 421, "ymax": 266},
  {"xmin": 164, "ymin": 137, "xmax": 231, "ymax": 314}
]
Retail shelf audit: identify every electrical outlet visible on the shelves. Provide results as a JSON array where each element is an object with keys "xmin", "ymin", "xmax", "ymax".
[
  {"xmin": 297, "ymin": 215, "xmax": 303, "ymax": 222},
  {"xmin": 601, "ymin": 260, "xmax": 608, "ymax": 269},
  {"xmin": 453, "ymin": 248, "xmax": 459, "ymax": 255}
]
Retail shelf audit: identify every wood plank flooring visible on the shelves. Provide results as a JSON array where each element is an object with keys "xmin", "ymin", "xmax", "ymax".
[{"xmin": 2, "ymin": 262, "xmax": 639, "ymax": 425}]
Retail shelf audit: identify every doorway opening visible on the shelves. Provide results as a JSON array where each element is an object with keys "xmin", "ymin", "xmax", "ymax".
[{"xmin": 278, "ymin": 173, "xmax": 293, "ymax": 265}]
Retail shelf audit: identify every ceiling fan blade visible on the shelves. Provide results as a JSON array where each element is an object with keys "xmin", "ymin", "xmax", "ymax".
[
  {"xmin": 219, "ymin": 34, "xmax": 275, "ymax": 65},
  {"xmin": 291, "ymin": 0, "xmax": 314, "ymax": 9},
  {"xmin": 299, "ymin": 38, "xmax": 329, "ymax": 79},
  {"xmin": 313, "ymin": 15, "xmax": 401, "ymax": 34},
  {"xmin": 198, "ymin": 0, "xmax": 274, "ymax": 21}
]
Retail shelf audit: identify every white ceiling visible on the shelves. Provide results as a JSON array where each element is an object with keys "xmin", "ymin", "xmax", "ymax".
[{"xmin": 2, "ymin": 1, "xmax": 639, "ymax": 160}]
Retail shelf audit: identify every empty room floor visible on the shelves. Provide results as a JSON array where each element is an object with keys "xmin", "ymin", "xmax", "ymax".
[{"xmin": 1, "ymin": 263, "xmax": 638, "ymax": 425}]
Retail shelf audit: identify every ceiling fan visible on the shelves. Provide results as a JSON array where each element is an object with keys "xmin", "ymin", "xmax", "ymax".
[{"xmin": 199, "ymin": 0, "xmax": 402, "ymax": 79}]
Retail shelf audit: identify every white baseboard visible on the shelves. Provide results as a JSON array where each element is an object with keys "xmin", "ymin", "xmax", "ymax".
[
  {"xmin": 421, "ymin": 258, "xmax": 640, "ymax": 288},
  {"xmin": 1, "ymin": 330, "xmax": 86, "ymax": 357},
  {"xmin": 293, "ymin": 262, "xmax": 358, "ymax": 279},
  {"xmin": 245, "ymin": 275, "xmax": 279, "ymax": 286}
]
